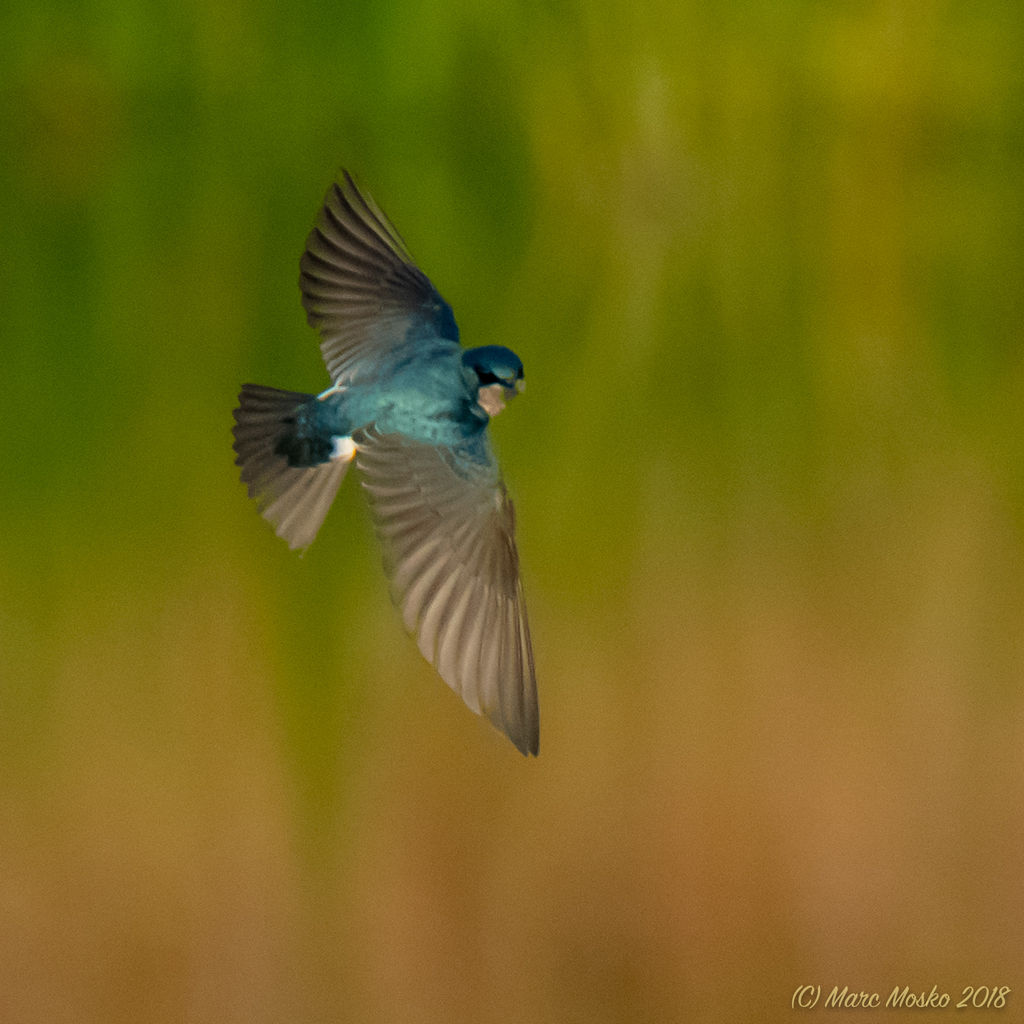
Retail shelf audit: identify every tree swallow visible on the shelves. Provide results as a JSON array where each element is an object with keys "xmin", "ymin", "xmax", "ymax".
[{"xmin": 232, "ymin": 171, "xmax": 538, "ymax": 755}]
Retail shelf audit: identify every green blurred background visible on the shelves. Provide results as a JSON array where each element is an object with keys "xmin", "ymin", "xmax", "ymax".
[{"xmin": 2, "ymin": 1, "xmax": 1023, "ymax": 1020}]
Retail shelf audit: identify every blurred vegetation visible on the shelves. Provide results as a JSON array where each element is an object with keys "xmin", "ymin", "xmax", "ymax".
[{"xmin": 2, "ymin": 1, "xmax": 1023, "ymax": 1021}]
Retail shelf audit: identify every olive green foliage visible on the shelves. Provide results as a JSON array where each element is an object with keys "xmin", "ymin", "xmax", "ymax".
[{"xmin": 2, "ymin": 2, "xmax": 1023, "ymax": 1020}]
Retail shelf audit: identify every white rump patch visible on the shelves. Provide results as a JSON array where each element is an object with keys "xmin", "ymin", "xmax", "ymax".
[{"xmin": 331, "ymin": 436, "xmax": 357, "ymax": 462}]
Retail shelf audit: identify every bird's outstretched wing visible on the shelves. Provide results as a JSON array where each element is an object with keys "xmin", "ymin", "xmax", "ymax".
[
  {"xmin": 354, "ymin": 428, "xmax": 539, "ymax": 755},
  {"xmin": 299, "ymin": 171, "xmax": 461, "ymax": 386}
]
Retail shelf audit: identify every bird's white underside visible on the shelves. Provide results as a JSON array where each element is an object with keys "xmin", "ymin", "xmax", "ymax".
[{"xmin": 331, "ymin": 436, "xmax": 358, "ymax": 461}]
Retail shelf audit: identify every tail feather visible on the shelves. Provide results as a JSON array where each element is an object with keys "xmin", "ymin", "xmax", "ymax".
[{"xmin": 232, "ymin": 384, "xmax": 352, "ymax": 550}]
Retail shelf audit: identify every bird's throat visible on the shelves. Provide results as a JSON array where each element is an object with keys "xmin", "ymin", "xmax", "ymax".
[{"xmin": 477, "ymin": 383, "xmax": 507, "ymax": 418}]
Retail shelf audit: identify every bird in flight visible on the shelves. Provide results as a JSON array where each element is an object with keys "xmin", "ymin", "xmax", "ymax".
[{"xmin": 232, "ymin": 171, "xmax": 538, "ymax": 755}]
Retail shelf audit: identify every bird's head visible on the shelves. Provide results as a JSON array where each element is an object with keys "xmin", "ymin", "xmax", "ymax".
[{"xmin": 462, "ymin": 345, "xmax": 526, "ymax": 418}]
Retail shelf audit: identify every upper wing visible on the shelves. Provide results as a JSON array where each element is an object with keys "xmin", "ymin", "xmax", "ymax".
[
  {"xmin": 354, "ymin": 428, "xmax": 539, "ymax": 756},
  {"xmin": 299, "ymin": 171, "xmax": 461, "ymax": 385}
]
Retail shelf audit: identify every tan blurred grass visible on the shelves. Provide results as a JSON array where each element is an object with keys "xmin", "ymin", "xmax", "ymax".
[{"xmin": 2, "ymin": 450, "xmax": 1021, "ymax": 1022}]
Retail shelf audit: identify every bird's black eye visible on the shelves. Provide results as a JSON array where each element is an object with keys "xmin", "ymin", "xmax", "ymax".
[{"xmin": 477, "ymin": 369, "xmax": 502, "ymax": 386}]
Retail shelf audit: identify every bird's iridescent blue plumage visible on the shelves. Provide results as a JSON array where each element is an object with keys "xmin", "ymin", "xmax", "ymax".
[{"xmin": 232, "ymin": 171, "xmax": 537, "ymax": 755}]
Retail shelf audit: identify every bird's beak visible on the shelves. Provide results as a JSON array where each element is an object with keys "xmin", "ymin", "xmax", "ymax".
[{"xmin": 514, "ymin": 378, "xmax": 526, "ymax": 395}]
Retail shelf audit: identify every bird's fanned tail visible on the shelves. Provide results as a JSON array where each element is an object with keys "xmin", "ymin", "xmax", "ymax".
[{"xmin": 232, "ymin": 384, "xmax": 354, "ymax": 550}]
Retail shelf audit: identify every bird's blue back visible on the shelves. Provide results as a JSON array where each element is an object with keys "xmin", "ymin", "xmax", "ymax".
[{"xmin": 324, "ymin": 344, "xmax": 486, "ymax": 450}]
